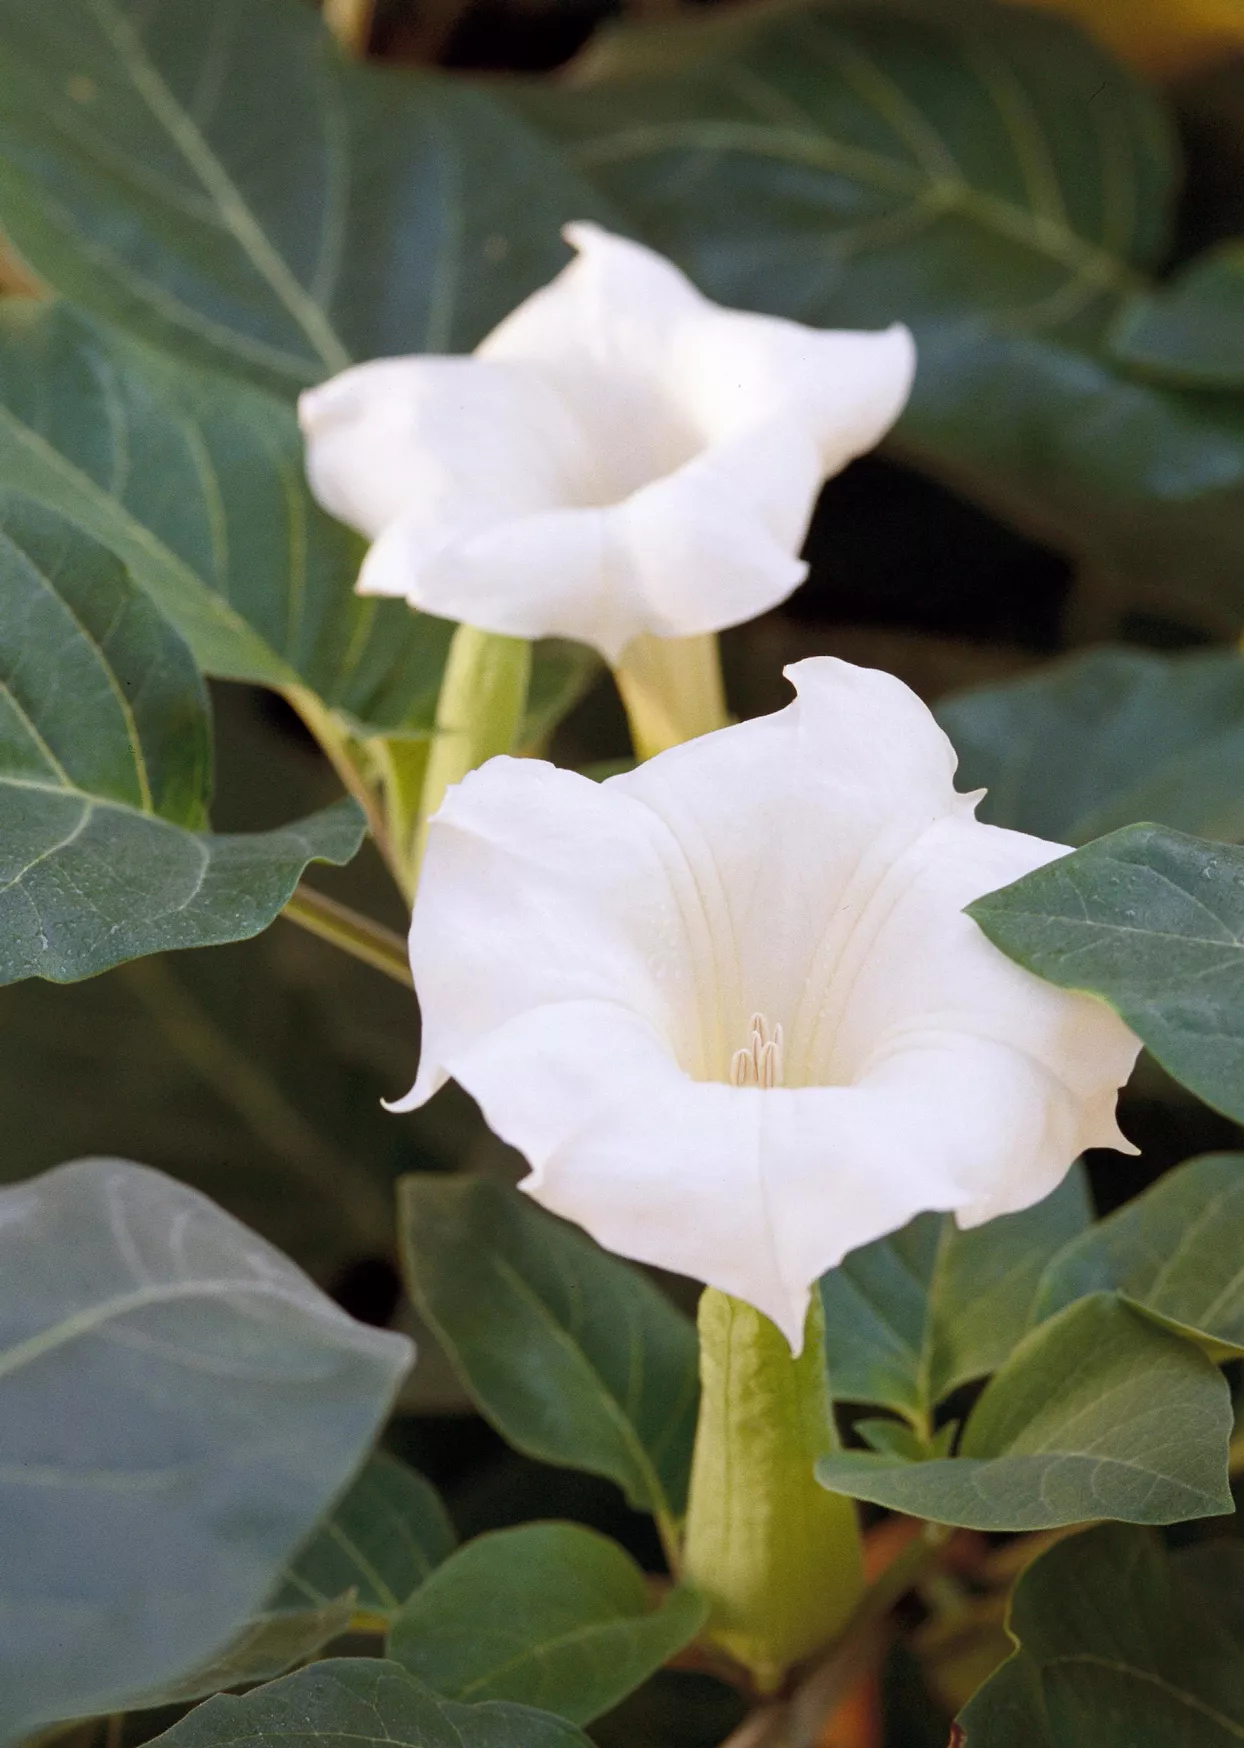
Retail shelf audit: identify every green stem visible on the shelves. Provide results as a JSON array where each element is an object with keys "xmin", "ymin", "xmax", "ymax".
[
  {"xmin": 409, "ymin": 623, "xmax": 532, "ymax": 882},
  {"xmin": 368, "ymin": 734, "xmax": 430, "ymax": 903},
  {"xmin": 682, "ymin": 1291, "xmax": 865, "ymax": 1694},
  {"xmin": 282, "ymin": 883, "xmax": 413, "ymax": 989},
  {"xmin": 613, "ymin": 631, "xmax": 729, "ymax": 760},
  {"xmin": 282, "ymin": 685, "xmax": 394, "ymax": 871}
]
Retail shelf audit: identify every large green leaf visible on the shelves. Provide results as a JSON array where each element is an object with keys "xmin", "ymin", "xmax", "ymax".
[
  {"xmin": 0, "ymin": 493, "xmax": 369, "ymax": 983},
  {"xmin": 530, "ymin": 1, "xmax": 1173, "ymax": 335},
  {"xmin": 957, "ymin": 1526, "xmax": 1244, "ymax": 1746},
  {"xmin": 1110, "ymin": 242, "xmax": 1244, "ymax": 388},
  {"xmin": 1035, "ymin": 1152, "xmax": 1244, "ymax": 1358},
  {"xmin": 0, "ymin": 1157, "xmax": 411, "ymax": 1742},
  {"xmin": 0, "ymin": 0, "xmax": 605, "ymax": 393},
  {"xmin": 819, "ymin": 1169, "xmax": 1089, "ymax": 1427},
  {"xmin": 149, "ymin": 1664, "xmax": 594, "ymax": 1748},
  {"xmin": 140, "ymin": 1453, "xmax": 456, "ymax": 1707},
  {"xmin": 971, "ymin": 823, "xmax": 1244, "ymax": 1124},
  {"xmin": 815, "ymin": 1294, "xmax": 1232, "ymax": 1530},
  {"xmin": 278, "ymin": 1451, "xmax": 456, "ymax": 1620},
  {"xmin": 388, "ymin": 1523, "xmax": 705, "ymax": 1724},
  {"xmin": 0, "ymin": 298, "xmax": 452, "ymax": 714},
  {"xmin": 0, "ymin": 942, "xmax": 409, "ymax": 1275},
  {"xmin": 523, "ymin": 4, "xmax": 1244, "ymax": 629},
  {"xmin": 126, "ymin": 1602, "xmax": 359, "ymax": 1710},
  {"xmin": 938, "ymin": 649, "xmax": 1244, "ymax": 844},
  {"xmin": 398, "ymin": 1175, "xmax": 699, "ymax": 1520}
]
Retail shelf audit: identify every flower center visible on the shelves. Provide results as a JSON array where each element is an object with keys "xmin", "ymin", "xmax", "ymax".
[{"xmin": 730, "ymin": 1013, "xmax": 785, "ymax": 1089}]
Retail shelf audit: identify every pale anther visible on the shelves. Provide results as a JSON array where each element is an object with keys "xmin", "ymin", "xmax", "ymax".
[{"xmin": 731, "ymin": 1014, "xmax": 784, "ymax": 1089}]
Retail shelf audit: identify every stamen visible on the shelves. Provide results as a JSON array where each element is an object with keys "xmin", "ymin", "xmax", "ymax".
[{"xmin": 729, "ymin": 1014, "xmax": 784, "ymax": 1088}]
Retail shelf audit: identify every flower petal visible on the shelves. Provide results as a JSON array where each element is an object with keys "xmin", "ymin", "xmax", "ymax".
[
  {"xmin": 443, "ymin": 1001, "xmax": 1100, "ymax": 1350},
  {"xmin": 397, "ymin": 658, "xmax": 1141, "ymax": 1345},
  {"xmin": 478, "ymin": 222, "xmax": 710, "ymax": 381},
  {"xmin": 365, "ymin": 424, "xmax": 819, "ymax": 659},
  {"xmin": 298, "ymin": 356, "xmax": 584, "ymax": 544},
  {"xmin": 393, "ymin": 756, "xmax": 696, "ymax": 1106}
]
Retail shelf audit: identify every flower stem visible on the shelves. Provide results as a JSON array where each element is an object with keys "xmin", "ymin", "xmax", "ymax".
[
  {"xmin": 408, "ymin": 623, "xmax": 532, "ymax": 884},
  {"xmin": 682, "ymin": 1290, "xmax": 865, "ymax": 1694},
  {"xmin": 282, "ymin": 685, "xmax": 394, "ymax": 870},
  {"xmin": 613, "ymin": 631, "xmax": 729, "ymax": 760},
  {"xmin": 282, "ymin": 882, "xmax": 413, "ymax": 989}
]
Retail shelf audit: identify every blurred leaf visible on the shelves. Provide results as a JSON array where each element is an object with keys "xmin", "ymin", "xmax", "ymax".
[
  {"xmin": 0, "ymin": 494, "xmax": 366, "ymax": 984},
  {"xmin": 525, "ymin": 4, "xmax": 1244, "ymax": 631},
  {"xmin": 971, "ymin": 823, "xmax": 1244, "ymax": 1124},
  {"xmin": 939, "ymin": 649, "xmax": 1244, "ymax": 844},
  {"xmin": 816, "ymin": 1295, "xmax": 1232, "ymax": 1530},
  {"xmin": 141, "ymin": 1452, "xmax": 456, "ymax": 1707},
  {"xmin": 1111, "ymin": 242, "xmax": 1244, "ymax": 386},
  {"xmin": 0, "ymin": 299, "xmax": 451, "ymax": 718},
  {"xmin": 127, "ymin": 1600, "xmax": 359, "ymax": 1709},
  {"xmin": 534, "ymin": 2, "xmax": 1173, "ymax": 331},
  {"xmin": 148, "ymin": 1661, "xmax": 596, "ymax": 1748},
  {"xmin": 388, "ymin": 1522, "xmax": 705, "ymax": 1723},
  {"xmin": 0, "ymin": 1157, "xmax": 411, "ymax": 1741},
  {"xmin": 523, "ymin": 642, "xmax": 602, "ymax": 752},
  {"xmin": 278, "ymin": 1450, "xmax": 456, "ymax": 1618},
  {"xmin": 0, "ymin": 937, "xmax": 412, "ymax": 1274},
  {"xmin": 1174, "ymin": 1540, "xmax": 1244, "ymax": 1641},
  {"xmin": 957, "ymin": 1525, "xmax": 1244, "ymax": 1745},
  {"xmin": 1035, "ymin": 1151, "xmax": 1244, "ymax": 1357},
  {"xmin": 820, "ymin": 1170, "xmax": 1090, "ymax": 1426},
  {"xmin": 0, "ymin": 0, "xmax": 605, "ymax": 393},
  {"xmin": 398, "ymin": 1174, "xmax": 699, "ymax": 1519}
]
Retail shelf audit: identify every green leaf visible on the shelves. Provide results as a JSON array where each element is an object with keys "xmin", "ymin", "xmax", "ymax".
[
  {"xmin": 0, "ymin": 1157, "xmax": 411, "ymax": 1741},
  {"xmin": 527, "ymin": 2, "xmax": 1172, "ymax": 334},
  {"xmin": 820, "ymin": 1169, "xmax": 1090, "ymax": 1426},
  {"xmin": 0, "ymin": 298, "xmax": 452, "ymax": 715},
  {"xmin": 277, "ymin": 1451, "xmax": 456, "ymax": 1619},
  {"xmin": 970, "ymin": 823, "xmax": 1244, "ymax": 1124},
  {"xmin": 957, "ymin": 1525, "xmax": 1244, "ymax": 1746},
  {"xmin": 148, "ymin": 1662, "xmax": 595, "ymax": 1748},
  {"xmin": 138, "ymin": 1453, "xmax": 456, "ymax": 1707},
  {"xmin": 398, "ymin": 1174, "xmax": 699, "ymax": 1520},
  {"xmin": 0, "ymin": 940, "xmax": 410, "ymax": 1276},
  {"xmin": 0, "ymin": 492, "xmax": 370, "ymax": 983},
  {"xmin": 1110, "ymin": 242, "xmax": 1244, "ymax": 388},
  {"xmin": 1035, "ymin": 1152, "xmax": 1244, "ymax": 1358},
  {"xmin": 0, "ymin": 0, "xmax": 605, "ymax": 393},
  {"xmin": 815, "ymin": 1294, "xmax": 1232, "ymax": 1530},
  {"xmin": 125, "ymin": 1600, "xmax": 360, "ymax": 1709},
  {"xmin": 388, "ymin": 1523, "xmax": 705, "ymax": 1724},
  {"xmin": 938, "ymin": 649, "xmax": 1244, "ymax": 844}
]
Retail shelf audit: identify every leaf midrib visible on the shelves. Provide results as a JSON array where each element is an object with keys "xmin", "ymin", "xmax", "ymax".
[{"xmin": 82, "ymin": 0, "xmax": 352, "ymax": 375}]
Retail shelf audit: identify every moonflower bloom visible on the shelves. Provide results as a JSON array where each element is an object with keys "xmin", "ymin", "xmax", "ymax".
[
  {"xmin": 298, "ymin": 226, "xmax": 915, "ymax": 662},
  {"xmin": 393, "ymin": 659, "xmax": 1141, "ymax": 1347}
]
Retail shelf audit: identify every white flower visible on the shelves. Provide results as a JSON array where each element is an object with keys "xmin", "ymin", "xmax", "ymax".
[
  {"xmin": 298, "ymin": 226, "xmax": 915, "ymax": 663},
  {"xmin": 391, "ymin": 658, "xmax": 1140, "ymax": 1348}
]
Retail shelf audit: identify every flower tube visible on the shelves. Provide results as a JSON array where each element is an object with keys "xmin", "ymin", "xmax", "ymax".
[{"xmin": 392, "ymin": 657, "xmax": 1141, "ymax": 1349}]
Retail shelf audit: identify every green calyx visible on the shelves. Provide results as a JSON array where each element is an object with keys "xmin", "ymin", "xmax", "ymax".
[{"xmin": 681, "ymin": 1288, "xmax": 865, "ymax": 1693}]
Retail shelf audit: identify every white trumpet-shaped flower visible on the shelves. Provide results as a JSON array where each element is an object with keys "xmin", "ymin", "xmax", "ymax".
[
  {"xmin": 393, "ymin": 659, "xmax": 1140, "ymax": 1347},
  {"xmin": 298, "ymin": 226, "xmax": 915, "ymax": 662}
]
